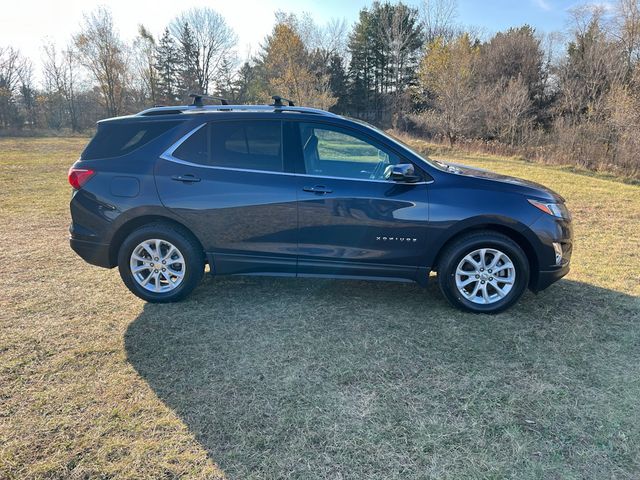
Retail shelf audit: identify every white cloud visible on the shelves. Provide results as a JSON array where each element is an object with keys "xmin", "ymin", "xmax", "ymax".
[{"xmin": 533, "ymin": 0, "xmax": 552, "ymax": 11}]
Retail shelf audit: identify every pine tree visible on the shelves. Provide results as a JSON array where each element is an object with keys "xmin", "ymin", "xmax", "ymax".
[
  {"xmin": 347, "ymin": 9, "xmax": 376, "ymax": 113},
  {"xmin": 214, "ymin": 56, "xmax": 236, "ymax": 102},
  {"xmin": 176, "ymin": 22, "xmax": 200, "ymax": 96},
  {"xmin": 327, "ymin": 54, "xmax": 348, "ymax": 113},
  {"xmin": 155, "ymin": 28, "xmax": 180, "ymax": 104},
  {"xmin": 234, "ymin": 61, "xmax": 265, "ymax": 104},
  {"xmin": 347, "ymin": 2, "xmax": 423, "ymax": 118}
]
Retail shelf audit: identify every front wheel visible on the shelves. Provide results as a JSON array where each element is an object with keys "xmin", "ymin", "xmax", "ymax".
[
  {"xmin": 117, "ymin": 223, "xmax": 204, "ymax": 303},
  {"xmin": 437, "ymin": 231, "xmax": 530, "ymax": 314}
]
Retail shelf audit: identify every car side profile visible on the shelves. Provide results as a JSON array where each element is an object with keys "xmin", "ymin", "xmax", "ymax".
[{"xmin": 68, "ymin": 96, "xmax": 573, "ymax": 313}]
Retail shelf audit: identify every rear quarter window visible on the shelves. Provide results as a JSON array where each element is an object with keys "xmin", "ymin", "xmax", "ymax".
[{"xmin": 81, "ymin": 121, "xmax": 182, "ymax": 160}]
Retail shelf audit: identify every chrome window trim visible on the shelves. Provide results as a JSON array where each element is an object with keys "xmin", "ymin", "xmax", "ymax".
[
  {"xmin": 159, "ymin": 122, "xmax": 431, "ymax": 185},
  {"xmin": 160, "ymin": 123, "xmax": 207, "ymax": 163}
]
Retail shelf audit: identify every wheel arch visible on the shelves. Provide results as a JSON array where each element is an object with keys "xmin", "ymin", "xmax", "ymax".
[
  {"xmin": 431, "ymin": 222, "xmax": 540, "ymax": 288},
  {"xmin": 108, "ymin": 214, "xmax": 205, "ymax": 267}
]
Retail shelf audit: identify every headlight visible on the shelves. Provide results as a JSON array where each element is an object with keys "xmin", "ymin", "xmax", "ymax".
[{"xmin": 528, "ymin": 199, "xmax": 571, "ymax": 219}]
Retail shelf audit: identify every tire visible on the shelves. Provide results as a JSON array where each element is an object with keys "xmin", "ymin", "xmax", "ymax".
[
  {"xmin": 117, "ymin": 223, "xmax": 204, "ymax": 303},
  {"xmin": 437, "ymin": 231, "xmax": 529, "ymax": 314}
]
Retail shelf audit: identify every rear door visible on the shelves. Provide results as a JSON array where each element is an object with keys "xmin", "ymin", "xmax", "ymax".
[
  {"xmin": 291, "ymin": 121, "xmax": 430, "ymax": 281},
  {"xmin": 155, "ymin": 119, "xmax": 298, "ymax": 275}
]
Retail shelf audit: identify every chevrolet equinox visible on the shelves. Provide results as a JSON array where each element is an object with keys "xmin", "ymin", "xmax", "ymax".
[{"xmin": 68, "ymin": 96, "xmax": 573, "ymax": 313}]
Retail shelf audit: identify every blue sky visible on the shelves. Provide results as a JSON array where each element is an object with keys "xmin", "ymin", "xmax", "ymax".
[
  {"xmin": 0, "ymin": 0, "xmax": 599, "ymax": 77},
  {"xmin": 257, "ymin": 0, "xmax": 592, "ymax": 36},
  {"xmin": 457, "ymin": 0, "xmax": 586, "ymax": 34}
]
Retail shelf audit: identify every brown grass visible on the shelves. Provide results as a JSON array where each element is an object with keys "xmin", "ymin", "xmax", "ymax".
[{"xmin": 1, "ymin": 136, "xmax": 639, "ymax": 479}]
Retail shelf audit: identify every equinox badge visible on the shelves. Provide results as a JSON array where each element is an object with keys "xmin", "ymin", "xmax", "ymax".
[{"xmin": 376, "ymin": 236, "xmax": 418, "ymax": 242}]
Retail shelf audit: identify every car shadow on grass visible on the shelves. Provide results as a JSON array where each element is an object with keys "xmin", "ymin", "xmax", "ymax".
[{"xmin": 125, "ymin": 276, "xmax": 640, "ymax": 479}]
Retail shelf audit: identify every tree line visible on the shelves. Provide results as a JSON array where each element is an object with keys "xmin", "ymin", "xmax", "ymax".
[{"xmin": 0, "ymin": 0, "xmax": 639, "ymax": 178}]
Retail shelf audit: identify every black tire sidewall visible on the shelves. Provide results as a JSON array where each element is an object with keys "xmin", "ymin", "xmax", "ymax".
[
  {"xmin": 117, "ymin": 225, "xmax": 204, "ymax": 303},
  {"xmin": 439, "ymin": 234, "xmax": 529, "ymax": 314}
]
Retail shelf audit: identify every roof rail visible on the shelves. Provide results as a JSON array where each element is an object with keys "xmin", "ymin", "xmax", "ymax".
[{"xmin": 137, "ymin": 104, "xmax": 340, "ymax": 118}]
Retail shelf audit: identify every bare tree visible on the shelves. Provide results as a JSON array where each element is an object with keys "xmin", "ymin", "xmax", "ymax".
[
  {"xmin": 74, "ymin": 7, "xmax": 129, "ymax": 116},
  {"xmin": 322, "ymin": 18, "xmax": 350, "ymax": 60},
  {"xmin": 18, "ymin": 60, "xmax": 37, "ymax": 127},
  {"xmin": 169, "ymin": 7, "xmax": 237, "ymax": 94},
  {"xmin": 483, "ymin": 76, "xmax": 533, "ymax": 145},
  {"xmin": 420, "ymin": 0, "xmax": 459, "ymax": 43},
  {"xmin": 605, "ymin": 68, "xmax": 640, "ymax": 175},
  {"xmin": 567, "ymin": 3, "xmax": 606, "ymax": 36},
  {"xmin": 475, "ymin": 26, "xmax": 546, "ymax": 102},
  {"xmin": 274, "ymin": 11, "xmax": 349, "ymax": 64},
  {"xmin": 132, "ymin": 25, "xmax": 158, "ymax": 106},
  {"xmin": 42, "ymin": 43, "xmax": 80, "ymax": 131},
  {"xmin": 0, "ymin": 46, "xmax": 27, "ymax": 128},
  {"xmin": 558, "ymin": 6, "xmax": 626, "ymax": 122},
  {"xmin": 612, "ymin": 0, "xmax": 640, "ymax": 75}
]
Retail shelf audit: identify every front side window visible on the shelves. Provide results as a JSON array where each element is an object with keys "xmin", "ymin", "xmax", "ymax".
[{"xmin": 299, "ymin": 123, "xmax": 399, "ymax": 180}]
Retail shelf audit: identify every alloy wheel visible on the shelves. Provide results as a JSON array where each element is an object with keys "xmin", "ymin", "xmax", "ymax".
[
  {"xmin": 455, "ymin": 248, "xmax": 516, "ymax": 304},
  {"xmin": 129, "ymin": 239, "xmax": 186, "ymax": 293}
]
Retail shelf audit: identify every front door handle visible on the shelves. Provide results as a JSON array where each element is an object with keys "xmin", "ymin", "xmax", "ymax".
[
  {"xmin": 172, "ymin": 174, "xmax": 201, "ymax": 183},
  {"xmin": 303, "ymin": 185, "xmax": 332, "ymax": 194}
]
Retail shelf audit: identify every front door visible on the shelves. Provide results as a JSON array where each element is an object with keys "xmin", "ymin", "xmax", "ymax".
[
  {"xmin": 292, "ymin": 122, "xmax": 430, "ymax": 281},
  {"xmin": 155, "ymin": 120, "xmax": 298, "ymax": 275}
]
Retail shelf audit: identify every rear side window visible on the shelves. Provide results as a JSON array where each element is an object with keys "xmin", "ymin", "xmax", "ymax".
[
  {"xmin": 212, "ymin": 121, "xmax": 282, "ymax": 172},
  {"xmin": 82, "ymin": 121, "xmax": 181, "ymax": 160},
  {"xmin": 173, "ymin": 125, "xmax": 208, "ymax": 164},
  {"xmin": 173, "ymin": 120, "xmax": 283, "ymax": 172}
]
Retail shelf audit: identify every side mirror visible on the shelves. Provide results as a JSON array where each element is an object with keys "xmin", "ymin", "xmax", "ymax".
[{"xmin": 384, "ymin": 164, "xmax": 420, "ymax": 183}]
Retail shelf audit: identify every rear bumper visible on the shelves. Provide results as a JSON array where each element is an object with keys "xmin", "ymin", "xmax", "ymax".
[
  {"xmin": 70, "ymin": 237, "xmax": 113, "ymax": 268},
  {"xmin": 531, "ymin": 262, "xmax": 570, "ymax": 292}
]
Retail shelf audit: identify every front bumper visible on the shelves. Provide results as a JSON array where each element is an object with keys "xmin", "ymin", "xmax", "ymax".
[
  {"xmin": 528, "ymin": 213, "xmax": 573, "ymax": 292},
  {"xmin": 531, "ymin": 261, "xmax": 570, "ymax": 292}
]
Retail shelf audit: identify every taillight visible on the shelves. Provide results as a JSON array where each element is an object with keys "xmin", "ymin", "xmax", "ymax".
[{"xmin": 68, "ymin": 167, "xmax": 95, "ymax": 189}]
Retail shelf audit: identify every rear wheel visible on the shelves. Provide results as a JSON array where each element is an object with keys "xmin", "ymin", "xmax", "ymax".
[
  {"xmin": 117, "ymin": 223, "xmax": 204, "ymax": 302},
  {"xmin": 437, "ymin": 231, "xmax": 529, "ymax": 313}
]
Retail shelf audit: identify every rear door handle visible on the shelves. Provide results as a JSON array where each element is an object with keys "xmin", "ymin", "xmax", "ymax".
[
  {"xmin": 303, "ymin": 185, "xmax": 332, "ymax": 194},
  {"xmin": 172, "ymin": 174, "xmax": 201, "ymax": 183}
]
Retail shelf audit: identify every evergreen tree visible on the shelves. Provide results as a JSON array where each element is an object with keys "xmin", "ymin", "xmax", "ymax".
[
  {"xmin": 347, "ymin": 2, "xmax": 423, "ymax": 119},
  {"xmin": 327, "ymin": 54, "xmax": 348, "ymax": 113},
  {"xmin": 234, "ymin": 61, "xmax": 265, "ymax": 104},
  {"xmin": 155, "ymin": 28, "xmax": 180, "ymax": 104},
  {"xmin": 347, "ymin": 8, "xmax": 376, "ymax": 113},
  {"xmin": 176, "ymin": 22, "xmax": 200, "ymax": 96},
  {"xmin": 213, "ymin": 55, "xmax": 237, "ymax": 102}
]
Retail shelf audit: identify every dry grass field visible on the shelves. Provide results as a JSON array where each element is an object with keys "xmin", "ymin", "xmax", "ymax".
[{"xmin": 1, "ymin": 136, "xmax": 639, "ymax": 479}]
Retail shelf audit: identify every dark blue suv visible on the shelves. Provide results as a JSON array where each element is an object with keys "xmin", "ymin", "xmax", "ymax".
[{"xmin": 69, "ymin": 98, "xmax": 572, "ymax": 313}]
